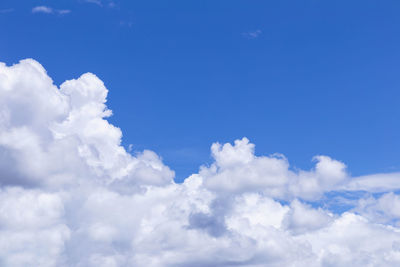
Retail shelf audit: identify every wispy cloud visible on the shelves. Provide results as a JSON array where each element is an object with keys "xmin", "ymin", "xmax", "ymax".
[
  {"xmin": 84, "ymin": 0, "xmax": 117, "ymax": 8},
  {"xmin": 85, "ymin": 0, "xmax": 103, "ymax": 6},
  {"xmin": 32, "ymin": 6, "xmax": 71, "ymax": 15},
  {"xmin": 242, "ymin": 29, "xmax": 262, "ymax": 39},
  {"xmin": 58, "ymin": 9, "xmax": 71, "ymax": 15}
]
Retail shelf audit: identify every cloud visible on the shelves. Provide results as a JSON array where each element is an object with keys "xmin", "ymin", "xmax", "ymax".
[
  {"xmin": 200, "ymin": 138, "xmax": 348, "ymax": 200},
  {"xmin": 1, "ymin": 58, "xmax": 400, "ymax": 266},
  {"xmin": 32, "ymin": 6, "xmax": 71, "ymax": 15},
  {"xmin": 84, "ymin": 0, "xmax": 117, "ymax": 9},
  {"xmin": 85, "ymin": 0, "xmax": 103, "ymax": 6},
  {"xmin": 32, "ymin": 6, "xmax": 53, "ymax": 14},
  {"xmin": 343, "ymin": 172, "xmax": 400, "ymax": 192},
  {"xmin": 242, "ymin": 29, "xmax": 262, "ymax": 39},
  {"xmin": 58, "ymin": 10, "xmax": 71, "ymax": 15}
]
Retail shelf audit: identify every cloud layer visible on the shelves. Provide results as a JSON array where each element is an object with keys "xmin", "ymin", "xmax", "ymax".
[{"xmin": 1, "ymin": 59, "xmax": 400, "ymax": 266}]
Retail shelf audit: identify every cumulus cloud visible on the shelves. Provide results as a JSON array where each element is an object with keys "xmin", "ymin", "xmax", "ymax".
[
  {"xmin": 1, "ymin": 59, "xmax": 400, "ymax": 266},
  {"xmin": 200, "ymin": 138, "xmax": 348, "ymax": 200}
]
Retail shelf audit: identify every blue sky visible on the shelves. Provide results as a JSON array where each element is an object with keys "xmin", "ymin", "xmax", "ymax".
[{"xmin": 1, "ymin": 0, "xmax": 400, "ymax": 181}]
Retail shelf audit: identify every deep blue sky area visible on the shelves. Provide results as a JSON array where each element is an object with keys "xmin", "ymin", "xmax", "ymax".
[{"xmin": 1, "ymin": 0, "xmax": 400, "ymax": 181}]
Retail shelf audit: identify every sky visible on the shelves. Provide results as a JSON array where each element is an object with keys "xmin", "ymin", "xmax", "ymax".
[
  {"xmin": 1, "ymin": 0, "xmax": 400, "ymax": 181},
  {"xmin": 1, "ymin": 1, "xmax": 400, "ymax": 266}
]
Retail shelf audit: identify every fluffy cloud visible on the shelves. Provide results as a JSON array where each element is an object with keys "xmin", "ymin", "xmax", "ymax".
[
  {"xmin": 1, "ymin": 59, "xmax": 400, "ymax": 266},
  {"xmin": 0, "ymin": 60, "xmax": 173, "ymax": 189},
  {"xmin": 201, "ymin": 138, "xmax": 348, "ymax": 200}
]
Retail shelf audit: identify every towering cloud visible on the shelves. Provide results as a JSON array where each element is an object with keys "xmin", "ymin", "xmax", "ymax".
[{"xmin": 0, "ymin": 59, "xmax": 400, "ymax": 266}]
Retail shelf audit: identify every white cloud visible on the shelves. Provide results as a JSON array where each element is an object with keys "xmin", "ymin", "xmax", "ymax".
[
  {"xmin": 283, "ymin": 199, "xmax": 334, "ymax": 235},
  {"xmin": 32, "ymin": 6, "xmax": 54, "ymax": 14},
  {"xmin": 200, "ymin": 137, "xmax": 348, "ymax": 200},
  {"xmin": 58, "ymin": 10, "xmax": 71, "ymax": 15},
  {"xmin": 32, "ymin": 6, "xmax": 71, "ymax": 15},
  {"xmin": 242, "ymin": 30, "xmax": 262, "ymax": 39},
  {"xmin": 0, "ymin": 187, "xmax": 70, "ymax": 266},
  {"xmin": 0, "ymin": 59, "xmax": 173, "ymax": 189},
  {"xmin": 343, "ymin": 172, "xmax": 400, "ymax": 192},
  {"xmin": 354, "ymin": 192, "xmax": 400, "ymax": 225},
  {"xmin": 85, "ymin": 0, "xmax": 103, "ymax": 6},
  {"xmin": 84, "ymin": 0, "xmax": 116, "ymax": 8},
  {"xmin": 1, "ymin": 58, "xmax": 400, "ymax": 266}
]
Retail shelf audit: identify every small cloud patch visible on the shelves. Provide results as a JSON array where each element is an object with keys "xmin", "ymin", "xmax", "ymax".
[
  {"xmin": 32, "ymin": 6, "xmax": 71, "ymax": 15},
  {"xmin": 242, "ymin": 29, "xmax": 262, "ymax": 39}
]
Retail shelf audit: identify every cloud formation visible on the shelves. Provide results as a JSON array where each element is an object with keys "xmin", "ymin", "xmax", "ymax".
[
  {"xmin": 32, "ymin": 6, "xmax": 71, "ymax": 15},
  {"xmin": 1, "ymin": 59, "xmax": 400, "ymax": 266}
]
